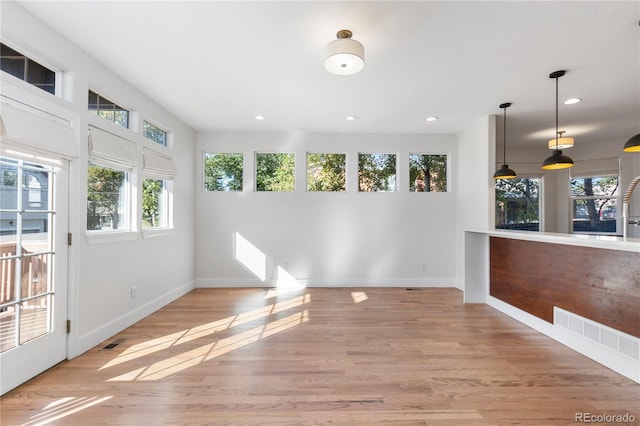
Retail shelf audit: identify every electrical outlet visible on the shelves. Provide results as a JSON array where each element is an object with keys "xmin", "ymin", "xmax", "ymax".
[
  {"xmin": 421, "ymin": 263, "xmax": 427, "ymax": 272},
  {"xmin": 131, "ymin": 286, "xmax": 137, "ymax": 299},
  {"xmin": 283, "ymin": 263, "xmax": 289, "ymax": 271}
]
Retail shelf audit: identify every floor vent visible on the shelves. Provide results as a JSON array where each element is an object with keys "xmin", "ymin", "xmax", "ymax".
[
  {"xmin": 101, "ymin": 338, "xmax": 126, "ymax": 350},
  {"xmin": 554, "ymin": 307, "xmax": 639, "ymax": 360}
]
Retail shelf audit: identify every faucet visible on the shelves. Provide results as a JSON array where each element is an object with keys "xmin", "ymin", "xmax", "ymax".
[{"xmin": 622, "ymin": 175, "xmax": 640, "ymax": 239}]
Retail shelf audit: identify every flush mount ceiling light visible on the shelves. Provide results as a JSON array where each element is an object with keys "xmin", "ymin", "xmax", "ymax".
[
  {"xmin": 494, "ymin": 102, "xmax": 517, "ymax": 180},
  {"xmin": 547, "ymin": 130, "xmax": 574, "ymax": 149},
  {"xmin": 542, "ymin": 70, "xmax": 574, "ymax": 170},
  {"xmin": 623, "ymin": 133, "xmax": 640, "ymax": 152},
  {"xmin": 324, "ymin": 29, "xmax": 364, "ymax": 76},
  {"xmin": 425, "ymin": 116, "xmax": 438, "ymax": 122}
]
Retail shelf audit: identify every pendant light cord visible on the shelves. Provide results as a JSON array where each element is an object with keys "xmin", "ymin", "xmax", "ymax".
[
  {"xmin": 555, "ymin": 76, "xmax": 559, "ymax": 150},
  {"xmin": 503, "ymin": 106, "xmax": 507, "ymax": 165}
]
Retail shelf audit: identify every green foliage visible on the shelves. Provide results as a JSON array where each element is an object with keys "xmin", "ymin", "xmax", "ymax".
[
  {"xmin": 495, "ymin": 178, "xmax": 540, "ymax": 228},
  {"xmin": 409, "ymin": 154, "xmax": 447, "ymax": 192},
  {"xmin": 358, "ymin": 153, "xmax": 396, "ymax": 192},
  {"xmin": 307, "ymin": 153, "xmax": 346, "ymax": 192},
  {"xmin": 87, "ymin": 164, "xmax": 124, "ymax": 230},
  {"xmin": 142, "ymin": 178, "xmax": 163, "ymax": 228},
  {"xmin": 256, "ymin": 153, "xmax": 295, "ymax": 192},
  {"xmin": 143, "ymin": 121, "xmax": 166, "ymax": 145},
  {"xmin": 204, "ymin": 153, "xmax": 243, "ymax": 191}
]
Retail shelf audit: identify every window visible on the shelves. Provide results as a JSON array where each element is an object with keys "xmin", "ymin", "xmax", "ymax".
[
  {"xmin": 495, "ymin": 177, "xmax": 541, "ymax": 231},
  {"xmin": 570, "ymin": 175, "xmax": 619, "ymax": 234},
  {"xmin": 409, "ymin": 154, "xmax": 447, "ymax": 192},
  {"xmin": 256, "ymin": 153, "xmax": 295, "ymax": 192},
  {"xmin": 88, "ymin": 90, "xmax": 129, "ymax": 128},
  {"xmin": 86, "ymin": 164, "xmax": 129, "ymax": 231},
  {"xmin": 142, "ymin": 178, "xmax": 168, "ymax": 229},
  {"xmin": 203, "ymin": 153, "xmax": 243, "ymax": 191},
  {"xmin": 307, "ymin": 153, "xmax": 346, "ymax": 192},
  {"xmin": 143, "ymin": 121, "xmax": 167, "ymax": 146},
  {"xmin": 0, "ymin": 43, "xmax": 56, "ymax": 95},
  {"xmin": 358, "ymin": 153, "xmax": 396, "ymax": 192}
]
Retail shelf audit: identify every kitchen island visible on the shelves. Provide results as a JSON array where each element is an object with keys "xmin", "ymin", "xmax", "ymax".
[{"xmin": 464, "ymin": 229, "xmax": 640, "ymax": 382}]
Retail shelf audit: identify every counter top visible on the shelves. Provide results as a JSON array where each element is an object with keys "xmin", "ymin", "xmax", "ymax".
[{"xmin": 466, "ymin": 229, "xmax": 640, "ymax": 252}]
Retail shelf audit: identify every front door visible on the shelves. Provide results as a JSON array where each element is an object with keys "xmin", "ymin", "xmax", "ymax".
[{"xmin": 0, "ymin": 156, "xmax": 68, "ymax": 395}]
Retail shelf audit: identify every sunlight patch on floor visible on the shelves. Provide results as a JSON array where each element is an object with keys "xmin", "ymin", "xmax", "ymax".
[
  {"xmin": 351, "ymin": 292, "xmax": 368, "ymax": 303},
  {"xmin": 22, "ymin": 396, "xmax": 113, "ymax": 426}
]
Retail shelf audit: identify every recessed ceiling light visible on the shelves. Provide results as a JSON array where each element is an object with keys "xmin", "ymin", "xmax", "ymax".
[
  {"xmin": 345, "ymin": 116, "xmax": 357, "ymax": 121},
  {"xmin": 426, "ymin": 116, "xmax": 438, "ymax": 122},
  {"xmin": 564, "ymin": 98, "xmax": 582, "ymax": 105},
  {"xmin": 254, "ymin": 115, "xmax": 265, "ymax": 120}
]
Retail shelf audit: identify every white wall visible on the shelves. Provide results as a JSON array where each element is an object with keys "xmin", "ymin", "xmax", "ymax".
[
  {"xmin": 196, "ymin": 132, "xmax": 458, "ymax": 288},
  {"xmin": 455, "ymin": 116, "xmax": 495, "ymax": 289},
  {"xmin": 1, "ymin": 2, "xmax": 197, "ymax": 358}
]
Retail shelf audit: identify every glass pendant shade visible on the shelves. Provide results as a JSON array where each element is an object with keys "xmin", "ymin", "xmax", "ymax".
[
  {"xmin": 542, "ymin": 150, "xmax": 574, "ymax": 169},
  {"xmin": 547, "ymin": 136, "xmax": 574, "ymax": 149},
  {"xmin": 623, "ymin": 133, "xmax": 640, "ymax": 152},
  {"xmin": 325, "ymin": 30, "xmax": 364, "ymax": 75}
]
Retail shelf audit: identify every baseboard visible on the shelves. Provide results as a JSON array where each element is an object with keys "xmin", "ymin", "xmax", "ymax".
[
  {"xmin": 487, "ymin": 295, "xmax": 640, "ymax": 384},
  {"xmin": 196, "ymin": 277, "xmax": 456, "ymax": 288},
  {"xmin": 68, "ymin": 280, "xmax": 195, "ymax": 358}
]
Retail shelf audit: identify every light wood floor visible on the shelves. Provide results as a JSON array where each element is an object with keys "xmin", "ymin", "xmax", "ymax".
[{"xmin": 1, "ymin": 287, "xmax": 638, "ymax": 425}]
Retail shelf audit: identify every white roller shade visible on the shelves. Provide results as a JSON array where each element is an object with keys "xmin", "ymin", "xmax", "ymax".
[
  {"xmin": 0, "ymin": 102, "xmax": 77, "ymax": 163},
  {"xmin": 88, "ymin": 126, "xmax": 138, "ymax": 171},
  {"xmin": 143, "ymin": 147, "xmax": 176, "ymax": 180},
  {"xmin": 570, "ymin": 157, "xmax": 620, "ymax": 178}
]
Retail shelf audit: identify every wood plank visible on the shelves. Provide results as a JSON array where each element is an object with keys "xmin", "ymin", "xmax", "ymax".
[
  {"xmin": 490, "ymin": 236, "xmax": 640, "ymax": 337},
  {"xmin": 1, "ymin": 287, "xmax": 638, "ymax": 425}
]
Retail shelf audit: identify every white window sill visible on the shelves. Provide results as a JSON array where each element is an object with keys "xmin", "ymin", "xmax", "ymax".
[
  {"xmin": 142, "ymin": 227, "xmax": 174, "ymax": 239},
  {"xmin": 85, "ymin": 230, "xmax": 139, "ymax": 245}
]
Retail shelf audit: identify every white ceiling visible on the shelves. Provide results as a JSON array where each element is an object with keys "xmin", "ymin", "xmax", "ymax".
[{"xmin": 17, "ymin": 1, "xmax": 640, "ymax": 148}]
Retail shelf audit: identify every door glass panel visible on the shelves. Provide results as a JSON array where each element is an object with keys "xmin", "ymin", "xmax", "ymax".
[
  {"xmin": 0, "ymin": 158, "xmax": 56, "ymax": 353},
  {"xmin": 19, "ymin": 295, "xmax": 50, "ymax": 344}
]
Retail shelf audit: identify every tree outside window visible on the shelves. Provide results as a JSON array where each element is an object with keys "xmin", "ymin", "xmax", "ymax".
[
  {"xmin": 87, "ymin": 164, "xmax": 127, "ymax": 231},
  {"xmin": 358, "ymin": 153, "xmax": 396, "ymax": 192},
  {"xmin": 142, "ymin": 178, "xmax": 165, "ymax": 228},
  {"xmin": 256, "ymin": 153, "xmax": 295, "ymax": 192},
  {"xmin": 307, "ymin": 153, "xmax": 346, "ymax": 192},
  {"xmin": 409, "ymin": 154, "xmax": 447, "ymax": 192},
  {"xmin": 203, "ymin": 153, "xmax": 243, "ymax": 191},
  {"xmin": 570, "ymin": 176, "xmax": 619, "ymax": 234},
  {"xmin": 495, "ymin": 178, "xmax": 540, "ymax": 231}
]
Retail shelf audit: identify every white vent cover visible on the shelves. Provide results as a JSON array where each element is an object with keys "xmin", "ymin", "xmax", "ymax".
[{"xmin": 554, "ymin": 307, "xmax": 639, "ymax": 360}]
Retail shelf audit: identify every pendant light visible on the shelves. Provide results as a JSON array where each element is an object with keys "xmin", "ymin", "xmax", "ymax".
[
  {"xmin": 623, "ymin": 133, "xmax": 640, "ymax": 152},
  {"xmin": 494, "ymin": 102, "xmax": 517, "ymax": 179},
  {"xmin": 542, "ymin": 70, "xmax": 574, "ymax": 170}
]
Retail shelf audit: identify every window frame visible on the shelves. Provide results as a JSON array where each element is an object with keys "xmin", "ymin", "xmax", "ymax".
[
  {"xmin": 495, "ymin": 175, "xmax": 542, "ymax": 232},
  {"xmin": 203, "ymin": 152, "xmax": 244, "ymax": 192},
  {"xmin": 255, "ymin": 152, "xmax": 295, "ymax": 192},
  {"xmin": 88, "ymin": 89, "xmax": 130, "ymax": 129},
  {"xmin": 357, "ymin": 152, "xmax": 397, "ymax": 193},
  {"xmin": 0, "ymin": 42, "xmax": 59, "ymax": 96},
  {"xmin": 142, "ymin": 120, "xmax": 168, "ymax": 146},
  {"xmin": 306, "ymin": 152, "xmax": 347, "ymax": 192},
  {"xmin": 141, "ymin": 177, "xmax": 173, "ymax": 236},
  {"xmin": 408, "ymin": 153, "xmax": 448, "ymax": 193},
  {"xmin": 569, "ymin": 174, "xmax": 620, "ymax": 235},
  {"xmin": 86, "ymin": 162, "xmax": 134, "ymax": 237}
]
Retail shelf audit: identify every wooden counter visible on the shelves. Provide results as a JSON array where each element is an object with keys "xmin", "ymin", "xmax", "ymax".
[{"xmin": 464, "ymin": 229, "xmax": 640, "ymax": 383}]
